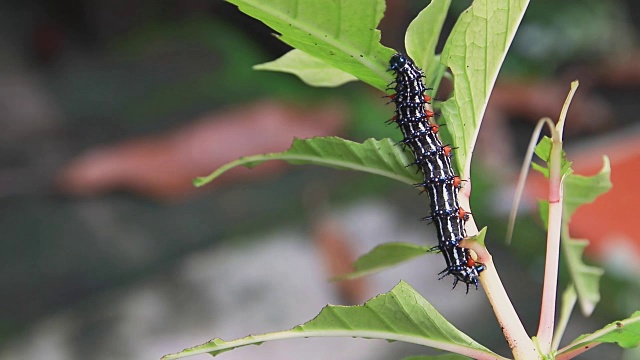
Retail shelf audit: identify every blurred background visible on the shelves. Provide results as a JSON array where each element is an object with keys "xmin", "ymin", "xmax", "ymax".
[{"xmin": 1, "ymin": 0, "xmax": 639, "ymax": 359}]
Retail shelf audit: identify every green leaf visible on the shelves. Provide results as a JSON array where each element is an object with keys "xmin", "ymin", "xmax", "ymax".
[
  {"xmin": 562, "ymin": 237, "xmax": 605, "ymax": 316},
  {"xmin": 333, "ymin": 242, "xmax": 436, "ymax": 281},
  {"xmin": 439, "ymin": 0, "xmax": 530, "ymax": 177},
  {"xmin": 193, "ymin": 137, "xmax": 421, "ymax": 187},
  {"xmin": 562, "ymin": 157, "xmax": 611, "ymax": 315},
  {"xmin": 405, "ymin": 0, "xmax": 452, "ymax": 96},
  {"xmin": 469, "ymin": 227, "xmax": 488, "ymax": 247},
  {"xmin": 532, "ymin": 136, "xmax": 572, "ymax": 180},
  {"xmin": 162, "ymin": 281, "xmax": 504, "ymax": 360},
  {"xmin": 254, "ymin": 49, "xmax": 358, "ymax": 87},
  {"xmin": 562, "ymin": 157, "xmax": 612, "ymax": 219},
  {"xmin": 226, "ymin": 0, "xmax": 396, "ymax": 90},
  {"xmin": 557, "ymin": 311, "xmax": 640, "ymax": 357}
]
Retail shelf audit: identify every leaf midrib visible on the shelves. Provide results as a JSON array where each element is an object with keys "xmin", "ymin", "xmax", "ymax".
[
  {"xmin": 164, "ymin": 329, "xmax": 506, "ymax": 360},
  {"xmin": 238, "ymin": 0, "xmax": 388, "ymax": 80}
]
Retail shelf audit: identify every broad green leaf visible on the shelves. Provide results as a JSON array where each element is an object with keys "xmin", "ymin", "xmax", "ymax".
[
  {"xmin": 226, "ymin": 0, "xmax": 395, "ymax": 90},
  {"xmin": 557, "ymin": 311, "xmax": 640, "ymax": 357},
  {"xmin": 254, "ymin": 49, "xmax": 358, "ymax": 87},
  {"xmin": 162, "ymin": 281, "xmax": 505, "ymax": 360},
  {"xmin": 440, "ymin": 0, "xmax": 530, "ymax": 177},
  {"xmin": 193, "ymin": 137, "xmax": 421, "ymax": 187},
  {"xmin": 405, "ymin": 0, "xmax": 451, "ymax": 96},
  {"xmin": 333, "ymin": 242, "xmax": 436, "ymax": 281},
  {"xmin": 534, "ymin": 137, "xmax": 611, "ymax": 316}
]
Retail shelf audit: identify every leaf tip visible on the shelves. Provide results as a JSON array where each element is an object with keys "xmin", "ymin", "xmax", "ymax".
[
  {"xmin": 193, "ymin": 177, "xmax": 207, "ymax": 187},
  {"xmin": 473, "ymin": 227, "xmax": 488, "ymax": 247}
]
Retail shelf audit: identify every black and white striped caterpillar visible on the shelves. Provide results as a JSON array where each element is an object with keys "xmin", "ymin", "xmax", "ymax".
[{"xmin": 387, "ymin": 53, "xmax": 485, "ymax": 292}]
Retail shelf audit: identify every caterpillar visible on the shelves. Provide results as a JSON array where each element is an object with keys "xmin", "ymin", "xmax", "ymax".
[{"xmin": 388, "ymin": 53, "xmax": 485, "ymax": 292}]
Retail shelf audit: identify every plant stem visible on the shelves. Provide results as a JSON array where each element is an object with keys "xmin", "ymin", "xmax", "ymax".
[
  {"xmin": 535, "ymin": 81, "xmax": 579, "ymax": 353},
  {"xmin": 536, "ymin": 184, "xmax": 562, "ymax": 353},
  {"xmin": 460, "ymin": 191, "xmax": 538, "ymax": 360},
  {"xmin": 480, "ymin": 256, "xmax": 539, "ymax": 359}
]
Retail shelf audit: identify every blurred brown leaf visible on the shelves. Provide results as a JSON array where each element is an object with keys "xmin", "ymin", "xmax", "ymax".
[{"xmin": 57, "ymin": 100, "xmax": 347, "ymax": 201}]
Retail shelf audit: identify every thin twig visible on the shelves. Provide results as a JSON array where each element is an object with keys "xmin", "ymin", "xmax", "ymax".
[{"xmin": 505, "ymin": 117, "xmax": 555, "ymax": 245}]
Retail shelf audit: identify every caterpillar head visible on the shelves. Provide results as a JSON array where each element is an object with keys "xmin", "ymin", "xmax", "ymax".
[{"xmin": 389, "ymin": 53, "xmax": 408, "ymax": 71}]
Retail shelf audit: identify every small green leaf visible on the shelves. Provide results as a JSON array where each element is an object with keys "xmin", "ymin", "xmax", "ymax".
[
  {"xmin": 469, "ymin": 227, "xmax": 488, "ymax": 247},
  {"xmin": 162, "ymin": 281, "xmax": 504, "ymax": 360},
  {"xmin": 440, "ymin": 0, "xmax": 530, "ymax": 177},
  {"xmin": 562, "ymin": 238, "xmax": 604, "ymax": 316},
  {"xmin": 558, "ymin": 311, "xmax": 640, "ymax": 357},
  {"xmin": 254, "ymin": 49, "xmax": 358, "ymax": 87},
  {"xmin": 226, "ymin": 0, "xmax": 396, "ymax": 90},
  {"xmin": 532, "ymin": 136, "xmax": 572, "ymax": 179},
  {"xmin": 405, "ymin": 0, "xmax": 451, "ymax": 95},
  {"xmin": 333, "ymin": 242, "xmax": 436, "ymax": 280},
  {"xmin": 193, "ymin": 137, "xmax": 421, "ymax": 187}
]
